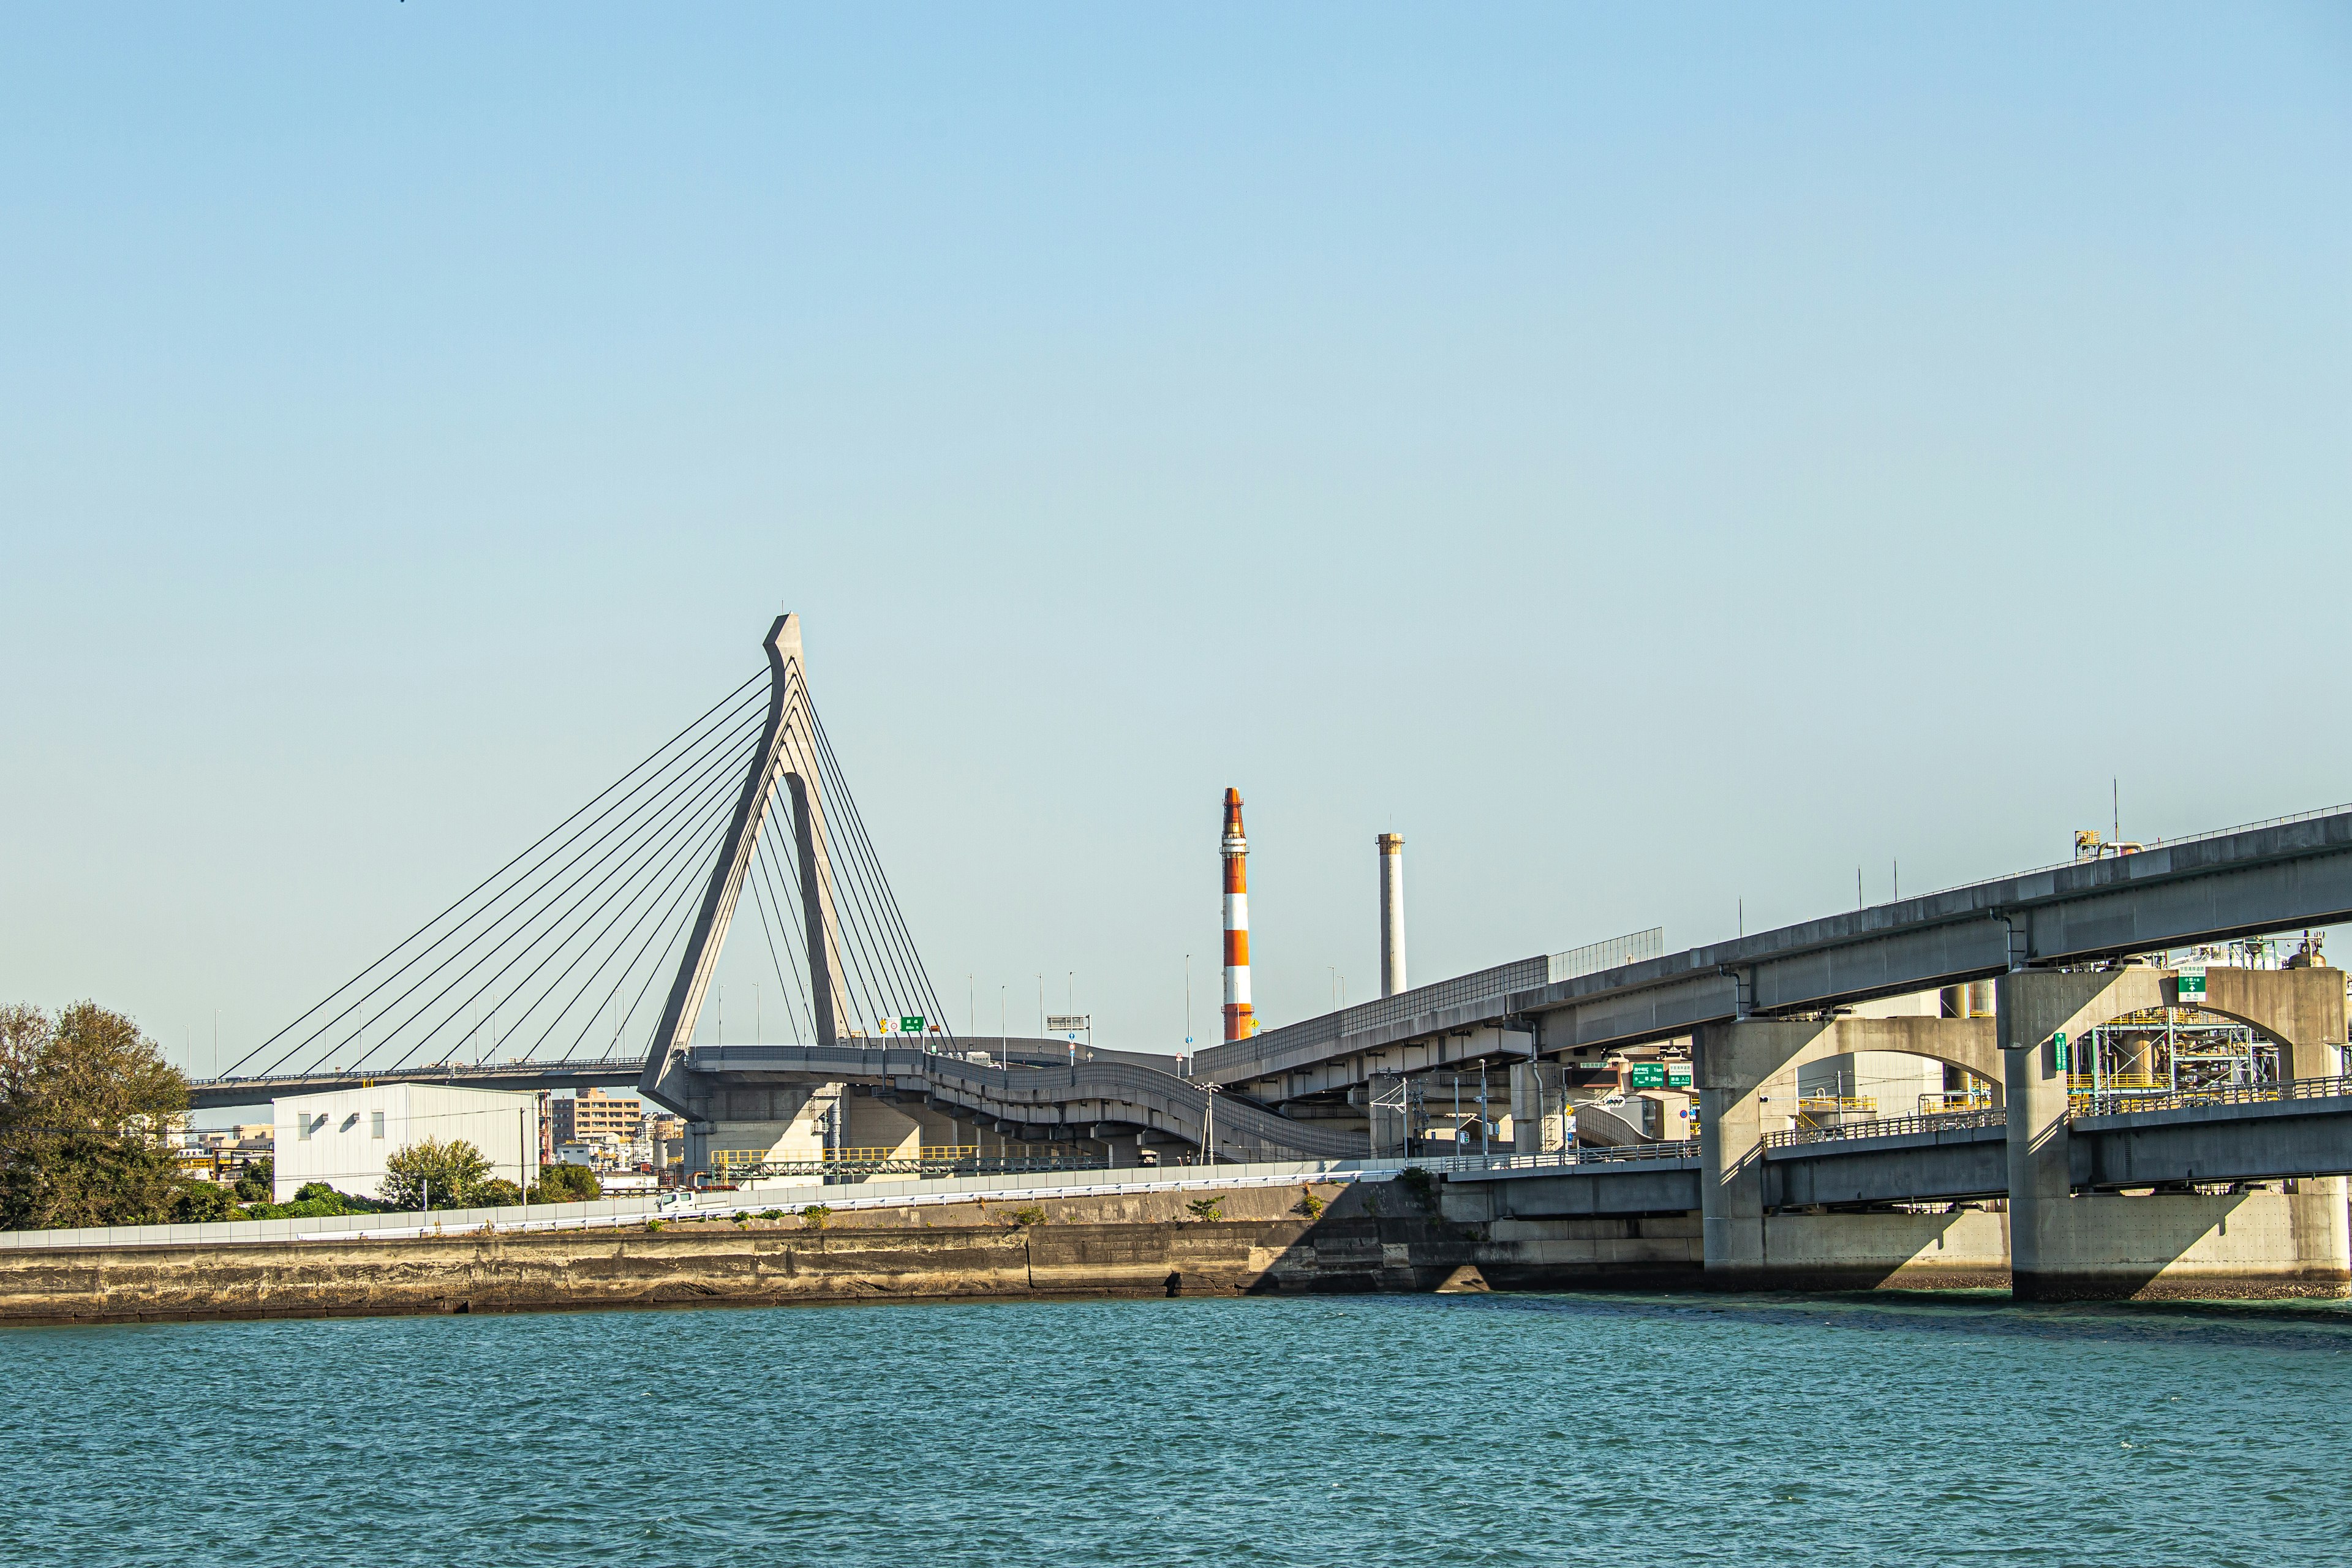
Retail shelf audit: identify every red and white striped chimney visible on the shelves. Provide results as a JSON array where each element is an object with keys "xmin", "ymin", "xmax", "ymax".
[{"xmin": 1221, "ymin": 788, "xmax": 1255, "ymax": 1041}]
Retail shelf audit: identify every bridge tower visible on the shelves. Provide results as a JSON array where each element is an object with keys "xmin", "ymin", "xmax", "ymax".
[{"xmin": 640, "ymin": 612, "xmax": 851, "ymax": 1161}]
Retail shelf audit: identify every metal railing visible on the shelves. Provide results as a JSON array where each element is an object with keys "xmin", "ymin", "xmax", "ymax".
[
  {"xmin": 1205, "ymin": 927, "xmax": 1670, "ymax": 1076},
  {"xmin": 1909, "ymin": 800, "xmax": 2352, "ymax": 904},
  {"xmin": 2069, "ymin": 1072, "xmax": 2352, "ymax": 1120},
  {"xmin": 1768, "ymin": 1108, "xmax": 2007, "ymax": 1150},
  {"xmin": 1409, "ymin": 1140, "xmax": 1700, "ymax": 1175},
  {"xmin": 1547, "ymin": 927, "xmax": 1667, "ymax": 985}
]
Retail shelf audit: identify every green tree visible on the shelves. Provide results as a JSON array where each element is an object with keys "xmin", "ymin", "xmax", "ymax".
[
  {"xmin": 171, "ymin": 1181, "xmax": 240, "ymax": 1223},
  {"xmin": 472, "ymin": 1178, "xmax": 524, "ymax": 1208},
  {"xmin": 232, "ymin": 1156, "xmax": 274, "ymax": 1204},
  {"xmin": 379, "ymin": 1137, "xmax": 493, "ymax": 1210},
  {"xmin": 529, "ymin": 1163, "xmax": 601, "ymax": 1203},
  {"xmin": 0, "ymin": 1001, "xmax": 190, "ymax": 1230}
]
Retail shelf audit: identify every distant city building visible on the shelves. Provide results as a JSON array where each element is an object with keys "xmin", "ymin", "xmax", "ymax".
[
  {"xmin": 273, "ymin": 1084, "xmax": 538, "ymax": 1204},
  {"xmin": 552, "ymin": 1087, "xmax": 641, "ymax": 1146}
]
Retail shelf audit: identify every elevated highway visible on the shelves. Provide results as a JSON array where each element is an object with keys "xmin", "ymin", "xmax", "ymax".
[
  {"xmin": 1200, "ymin": 805, "xmax": 2352, "ymax": 1105},
  {"xmin": 1450, "ymin": 1077, "xmax": 2352, "ymax": 1216}
]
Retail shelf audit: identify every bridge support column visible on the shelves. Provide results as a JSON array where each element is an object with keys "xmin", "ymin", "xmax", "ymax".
[
  {"xmin": 1511, "ymin": 1063, "xmax": 1567, "ymax": 1155},
  {"xmin": 1696, "ymin": 1020, "xmax": 1835, "ymax": 1283},
  {"xmin": 1368, "ymin": 1074, "xmax": 1407, "ymax": 1159},
  {"xmin": 1999, "ymin": 968, "xmax": 2350, "ymax": 1300}
]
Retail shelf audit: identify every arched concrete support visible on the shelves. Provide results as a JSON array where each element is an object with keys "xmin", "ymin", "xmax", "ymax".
[
  {"xmin": 1998, "ymin": 968, "xmax": 2350, "ymax": 1300},
  {"xmin": 1698, "ymin": 1020, "xmax": 1835, "ymax": 1280},
  {"xmin": 1696, "ymin": 1015, "xmax": 1999, "ymax": 1281},
  {"xmin": 2182, "ymin": 967, "xmax": 2346, "ymax": 1080}
]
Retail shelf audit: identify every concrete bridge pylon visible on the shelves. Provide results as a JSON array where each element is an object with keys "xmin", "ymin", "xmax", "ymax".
[{"xmin": 638, "ymin": 612, "xmax": 853, "ymax": 1169}]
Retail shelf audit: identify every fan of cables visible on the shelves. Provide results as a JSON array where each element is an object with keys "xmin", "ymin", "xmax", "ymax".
[{"xmin": 216, "ymin": 668, "xmax": 952, "ymax": 1084}]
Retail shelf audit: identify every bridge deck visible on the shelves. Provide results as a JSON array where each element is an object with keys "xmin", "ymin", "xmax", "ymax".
[{"xmin": 1202, "ymin": 806, "xmax": 2352, "ymax": 1090}]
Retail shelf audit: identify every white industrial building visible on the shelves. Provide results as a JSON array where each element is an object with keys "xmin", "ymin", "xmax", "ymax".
[{"xmin": 272, "ymin": 1084, "xmax": 539, "ymax": 1204}]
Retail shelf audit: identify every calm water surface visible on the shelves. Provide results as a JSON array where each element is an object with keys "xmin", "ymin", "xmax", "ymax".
[{"xmin": 10, "ymin": 1291, "xmax": 2352, "ymax": 1567}]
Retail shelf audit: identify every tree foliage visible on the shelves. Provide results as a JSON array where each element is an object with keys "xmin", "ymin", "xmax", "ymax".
[
  {"xmin": 0, "ymin": 1001, "xmax": 190, "ymax": 1230},
  {"xmin": 232, "ymin": 1156, "xmax": 274, "ymax": 1204},
  {"xmin": 529, "ymin": 1163, "xmax": 601, "ymax": 1203},
  {"xmin": 379, "ymin": 1137, "xmax": 493, "ymax": 1210}
]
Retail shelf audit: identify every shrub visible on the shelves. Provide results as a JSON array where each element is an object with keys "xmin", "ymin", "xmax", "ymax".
[
  {"xmin": 1396, "ymin": 1166, "xmax": 1436, "ymax": 1204},
  {"xmin": 170, "ymin": 1182, "xmax": 240, "ymax": 1224},
  {"xmin": 1009, "ymin": 1205, "xmax": 1046, "ymax": 1227},
  {"xmin": 731, "ymin": 1212, "xmax": 749, "ymax": 1227},
  {"xmin": 644, "ymin": 1218, "xmax": 665, "ymax": 1232},
  {"xmin": 1186, "ymin": 1196, "xmax": 1223, "ymax": 1223},
  {"xmin": 1294, "ymin": 1188, "xmax": 1326, "ymax": 1219},
  {"xmin": 758, "ymin": 1208, "xmax": 785, "ymax": 1220},
  {"xmin": 472, "ymin": 1178, "xmax": 524, "ymax": 1209},
  {"xmin": 529, "ymin": 1163, "xmax": 601, "ymax": 1204},
  {"xmin": 232, "ymin": 1158, "xmax": 274, "ymax": 1204},
  {"xmin": 798, "ymin": 1204, "xmax": 833, "ymax": 1231}
]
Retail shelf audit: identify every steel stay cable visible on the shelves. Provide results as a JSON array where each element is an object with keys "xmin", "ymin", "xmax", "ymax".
[
  {"xmin": 769, "ymin": 710, "xmax": 885, "ymax": 1039},
  {"xmin": 745, "ymin": 790, "xmax": 820, "ymax": 1044},
  {"xmin": 395, "ymin": 753, "xmax": 754, "ymax": 1071},
  {"xmin": 221, "ymin": 673, "xmax": 763, "ymax": 1077},
  {"xmin": 326, "ymin": 701, "xmax": 767, "ymax": 1074},
  {"xmin": 336, "ymin": 726, "xmax": 760, "ymax": 1076},
  {"xmin": 801, "ymin": 711, "xmax": 927, "ymax": 1025},
  {"xmin": 807, "ymin": 701, "xmax": 952, "ymax": 1039},
  {"xmin": 603, "ymin": 816, "xmax": 739, "ymax": 1066},
  {"xmin": 543, "ymin": 778, "xmax": 782, "ymax": 1065},
  {"xmin": 244, "ymin": 691, "xmax": 767, "ymax": 1078},
  {"xmin": 807, "ymin": 698, "xmax": 946, "ymax": 1031},
  {"xmin": 355, "ymin": 741, "xmax": 758, "ymax": 1074},
  {"xmin": 769, "ymin": 680, "xmax": 892, "ymax": 1031},
  {"xmin": 771, "ymin": 666, "xmax": 900, "ymax": 1030},
  {"xmin": 745, "ymin": 838, "xmax": 819, "ymax": 1046},
  {"xmin": 758, "ymin": 770, "xmax": 875, "ymax": 1040},
  {"xmin": 493, "ymin": 767, "xmax": 769, "ymax": 1065},
  {"xmin": 753, "ymin": 792, "xmax": 820, "ymax": 1044},
  {"xmin": 562, "ymin": 821, "xmax": 726, "ymax": 1066},
  {"xmin": 778, "ymin": 692, "xmax": 910, "ymax": 1033}
]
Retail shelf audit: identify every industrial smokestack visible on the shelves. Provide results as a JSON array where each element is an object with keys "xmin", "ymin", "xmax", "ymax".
[
  {"xmin": 1221, "ymin": 788, "xmax": 1254, "ymax": 1041},
  {"xmin": 1377, "ymin": 832, "xmax": 1406, "ymax": 998}
]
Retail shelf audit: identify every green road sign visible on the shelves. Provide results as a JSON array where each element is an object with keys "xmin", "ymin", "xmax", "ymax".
[
  {"xmin": 2053, "ymin": 1031, "xmax": 2069, "ymax": 1070},
  {"xmin": 900, "ymin": 1016, "xmax": 925, "ymax": 1033},
  {"xmin": 2178, "ymin": 969, "xmax": 2207, "ymax": 999},
  {"xmin": 1628, "ymin": 1063, "xmax": 1667, "ymax": 1089},
  {"xmin": 1667, "ymin": 1063, "xmax": 1694, "ymax": 1088}
]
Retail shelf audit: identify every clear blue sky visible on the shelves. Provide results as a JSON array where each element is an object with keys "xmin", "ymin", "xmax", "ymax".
[{"xmin": 5, "ymin": 4, "xmax": 2349, "ymax": 1071}]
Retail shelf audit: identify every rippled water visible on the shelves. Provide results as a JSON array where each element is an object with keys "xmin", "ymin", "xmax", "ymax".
[{"xmin": 10, "ymin": 1291, "xmax": 2352, "ymax": 1566}]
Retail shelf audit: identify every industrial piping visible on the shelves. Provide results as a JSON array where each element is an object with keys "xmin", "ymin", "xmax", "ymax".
[
  {"xmin": 1222, "ymin": 788, "xmax": 1255, "ymax": 1041},
  {"xmin": 1378, "ymin": 832, "xmax": 1406, "ymax": 997}
]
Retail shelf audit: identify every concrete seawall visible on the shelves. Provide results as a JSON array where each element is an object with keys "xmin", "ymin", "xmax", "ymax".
[{"xmin": 0, "ymin": 1182, "xmax": 1498, "ymax": 1327}]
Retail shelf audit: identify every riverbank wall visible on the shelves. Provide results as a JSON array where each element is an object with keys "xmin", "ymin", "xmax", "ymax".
[{"xmin": 0, "ymin": 1180, "xmax": 1499, "ymax": 1327}]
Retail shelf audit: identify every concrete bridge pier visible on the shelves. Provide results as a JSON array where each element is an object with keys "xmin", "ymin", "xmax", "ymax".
[
  {"xmin": 681, "ymin": 1082, "xmax": 834, "ymax": 1175},
  {"xmin": 1512, "ymin": 1062, "xmax": 1569, "ymax": 1156},
  {"xmin": 1696, "ymin": 1020, "xmax": 1834, "ymax": 1284},
  {"xmin": 1999, "ymin": 967, "xmax": 2350, "ymax": 1301},
  {"xmin": 1697, "ymin": 1014, "xmax": 2005, "ymax": 1286}
]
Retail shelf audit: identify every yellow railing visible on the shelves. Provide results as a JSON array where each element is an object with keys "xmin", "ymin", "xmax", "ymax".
[
  {"xmin": 1918, "ymin": 1091, "xmax": 1993, "ymax": 1115},
  {"xmin": 2068, "ymin": 1072, "xmax": 2169, "ymax": 1096},
  {"xmin": 1797, "ymin": 1096, "xmax": 1878, "ymax": 1114}
]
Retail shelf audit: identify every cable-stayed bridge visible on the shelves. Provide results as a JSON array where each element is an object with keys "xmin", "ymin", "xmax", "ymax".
[
  {"xmin": 189, "ymin": 608, "xmax": 2352, "ymax": 1182},
  {"xmin": 193, "ymin": 613, "xmax": 1355, "ymax": 1164}
]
